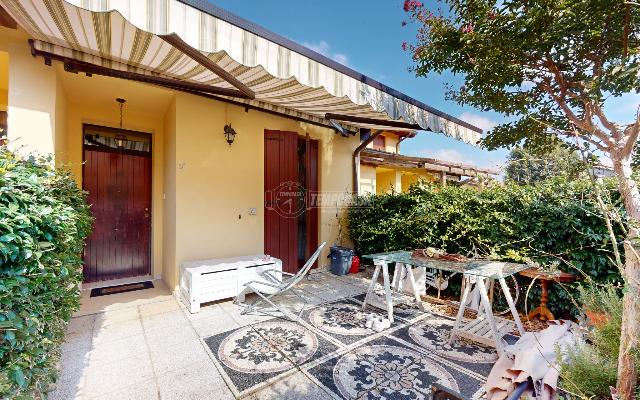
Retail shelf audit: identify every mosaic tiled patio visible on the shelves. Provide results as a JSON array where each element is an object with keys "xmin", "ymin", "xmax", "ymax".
[{"xmin": 51, "ymin": 269, "xmax": 516, "ymax": 399}]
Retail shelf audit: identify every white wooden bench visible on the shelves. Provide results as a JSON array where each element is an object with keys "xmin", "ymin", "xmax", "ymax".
[{"xmin": 179, "ymin": 255, "xmax": 282, "ymax": 313}]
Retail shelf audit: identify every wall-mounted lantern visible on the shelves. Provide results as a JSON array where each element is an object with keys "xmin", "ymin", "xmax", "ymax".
[{"xmin": 223, "ymin": 124, "xmax": 237, "ymax": 146}]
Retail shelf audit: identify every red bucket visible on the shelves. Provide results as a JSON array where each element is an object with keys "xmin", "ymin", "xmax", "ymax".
[{"xmin": 349, "ymin": 255, "xmax": 360, "ymax": 274}]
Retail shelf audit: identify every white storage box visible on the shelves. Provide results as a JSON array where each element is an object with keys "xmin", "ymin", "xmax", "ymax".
[{"xmin": 180, "ymin": 255, "xmax": 282, "ymax": 313}]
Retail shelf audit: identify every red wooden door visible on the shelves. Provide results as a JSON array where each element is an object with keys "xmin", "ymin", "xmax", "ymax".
[
  {"xmin": 264, "ymin": 130, "xmax": 299, "ymax": 273},
  {"xmin": 83, "ymin": 145, "xmax": 151, "ymax": 282}
]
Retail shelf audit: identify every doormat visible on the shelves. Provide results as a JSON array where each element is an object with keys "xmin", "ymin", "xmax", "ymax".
[{"xmin": 90, "ymin": 281, "xmax": 154, "ymax": 297}]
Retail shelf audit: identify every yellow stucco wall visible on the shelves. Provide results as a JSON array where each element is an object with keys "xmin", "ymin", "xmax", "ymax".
[
  {"xmin": 163, "ymin": 98, "xmax": 177, "ymax": 286},
  {"xmin": 376, "ymin": 169, "xmax": 401, "ymax": 194},
  {"xmin": 401, "ymin": 173, "xmax": 420, "ymax": 192},
  {"xmin": 1, "ymin": 27, "xmax": 359, "ymax": 291},
  {"xmin": 0, "ymin": 51, "xmax": 7, "ymax": 112},
  {"xmin": 162, "ymin": 93, "xmax": 358, "ymax": 289},
  {"xmin": 359, "ymin": 165, "xmax": 377, "ymax": 195},
  {"xmin": 0, "ymin": 28, "xmax": 66, "ymax": 157},
  {"xmin": 365, "ymin": 131, "xmax": 400, "ymax": 153},
  {"xmin": 54, "ymin": 72, "xmax": 67, "ymax": 165},
  {"xmin": 383, "ymin": 133, "xmax": 400, "ymax": 153},
  {"xmin": 361, "ymin": 166, "xmax": 439, "ymax": 195},
  {"xmin": 401, "ymin": 170, "xmax": 438, "ymax": 191}
]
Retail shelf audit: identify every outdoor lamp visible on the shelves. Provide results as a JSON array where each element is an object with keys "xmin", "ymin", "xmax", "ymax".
[
  {"xmin": 224, "ymin": 124, "xmax": 237, "ymax": 146},
  {"xmin": 115, "ymin": 133, "xmax": 127, "ymax": 148},
  {"xmin": 115, "ymin": 98, "xmax": 128, "ymax": 148}
]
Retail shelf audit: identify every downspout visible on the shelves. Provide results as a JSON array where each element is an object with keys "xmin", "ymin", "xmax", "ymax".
[{"xmin": 353, "ymin": 130, "xmax": 383, "ymax": 195}]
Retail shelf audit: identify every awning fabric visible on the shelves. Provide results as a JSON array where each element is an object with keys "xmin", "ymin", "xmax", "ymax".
[{"xmin": 0, "ymin": 0, "xmax": 482, "ymax": 143}]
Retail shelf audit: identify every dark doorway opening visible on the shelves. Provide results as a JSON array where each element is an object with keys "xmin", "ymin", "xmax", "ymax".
[{"xmin": 82, "ymin": 124, "xmax": 152, "ymax": 282}]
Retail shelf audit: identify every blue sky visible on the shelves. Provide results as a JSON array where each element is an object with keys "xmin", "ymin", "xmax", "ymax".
[{"xmin": 208, "ymin": 1, "xmax": 640, "ymax": 169}]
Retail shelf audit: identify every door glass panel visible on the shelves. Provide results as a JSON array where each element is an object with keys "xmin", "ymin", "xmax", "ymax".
[{"xmin": 84, "ymin": 124, "xmax": 151, "ymax": 154}]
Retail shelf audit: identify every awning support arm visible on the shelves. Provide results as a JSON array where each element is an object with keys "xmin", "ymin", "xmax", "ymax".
[
  {"xmin": 159, "ymin": 33, "xmax": 255, "ymax": 99},
  {"xmin": 326, "ymin": 113, "xmax": 423, "ymax": 131},
  {"xmin": 28, "ymin": 41, "xmax": 249, "ymax": 99},
  {"xmin": 353, "ymin": 130, "xmax": 383, "ymax": 195}
]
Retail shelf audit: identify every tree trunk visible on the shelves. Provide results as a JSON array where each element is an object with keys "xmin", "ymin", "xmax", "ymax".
[
  {"xmin": 612, "ymin": 154, "xmax": 640, "ymax": 399},
  {"xmin": 619, "ymin": 237, "xmax": 640, "ymax": 399}
]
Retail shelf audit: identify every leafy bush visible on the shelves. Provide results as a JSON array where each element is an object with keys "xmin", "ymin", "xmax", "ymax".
[
  {"xmin": 559, "ymin": 342, "xmax": 619, "ymax": 399},
  {"xmin": 347, "ymin": 179, "xmax": 625, "ymax": 317},
  {"xmin": 0, "ymin": 147, "xmax": 92, "ymax": 398},
  {"xmin": 559, "ymin": 283, "xmax": 638, "ymax": 399},
  {"xmin": 577, "ymin": 283, "xmax": 622, "ymax": 316}
]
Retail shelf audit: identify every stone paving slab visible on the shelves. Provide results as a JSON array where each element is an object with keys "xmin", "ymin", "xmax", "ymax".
[{"xmin": 49, "ymin": 271, "xmax": 495, "ymax": 399}]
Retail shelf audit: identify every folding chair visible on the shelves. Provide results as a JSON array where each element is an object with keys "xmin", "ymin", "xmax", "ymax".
[{"xmin": 239, "ymin": 242, "xmax": 326, "ymax": 322}]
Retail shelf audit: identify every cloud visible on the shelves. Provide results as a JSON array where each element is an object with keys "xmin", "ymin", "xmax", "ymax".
[
  {"xmin": 458, "ymin": 112, "xmax": 498, "ymax": 132},
  {"xmin": 333, "ymin": 53, "xmax": 349, "ymax": 65},
  {"xmin": 302, "ymin": 40, "xmax": 349, "ymax": 66},
  {"xmin": 418, "ymin": 148, "xmax": 466, "ymax": 164},
  {"xmin": 303, "ymin": 40, "xmax": 330, "ymax": 55}
]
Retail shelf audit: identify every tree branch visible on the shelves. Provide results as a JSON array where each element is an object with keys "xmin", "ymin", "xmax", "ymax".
[
  {"xmin": 540, "ymin": 82, "xmax": 614, "ymax": 149},
  {"xmin": 541, "ymin": 55, "xmax": 620, "ymax": 149},
  {"xmin": 621, "ymin": 105, "xmax": 640, "ymax": 157},
  {"xmin": 592, "ymin": 102, "xmax": 622, "ymax": 139},
  {"xmin": 527, "ymin": 114, "xmax": 611, "ymax": 153}
]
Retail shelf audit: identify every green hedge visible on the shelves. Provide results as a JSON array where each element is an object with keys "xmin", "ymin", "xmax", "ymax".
[
  {"xmin": 0, "ymin": 147, "xmax": 92, "ymax": 398},
  {"xmin": 347, "ymin": 179, "xmax": 625, "ymax": 317}
]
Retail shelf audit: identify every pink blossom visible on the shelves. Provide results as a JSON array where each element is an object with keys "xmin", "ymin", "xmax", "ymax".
[
  {"xmin": 403, "ymin": 0, "xmax": 423, "ymax": 12},
  {"xmin": 401, "ymin": 41, "xmax": 408, "ymax": 51},
  {"xmin": 461, "ymin": 23, "xmax": 474, "ymax": 33}
]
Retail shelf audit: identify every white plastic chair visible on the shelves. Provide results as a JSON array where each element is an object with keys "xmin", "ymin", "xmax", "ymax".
[{"xmin": 239, "ymin": 242, "xmax": 326, "ymax": 322}]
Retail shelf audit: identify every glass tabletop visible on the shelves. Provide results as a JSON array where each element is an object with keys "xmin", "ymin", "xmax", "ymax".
[{"xmin": 362, "ymin": 251, "xmax": 530, "ymax": 279}]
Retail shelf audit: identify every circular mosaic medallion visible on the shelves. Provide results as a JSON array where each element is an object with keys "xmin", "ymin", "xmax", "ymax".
[
  {"xmin": 309, "ymin": 302, "xmax": 373, "ymax": 336},
  {"xmin": 408, "ymin": 317, "xmax": 498, "ymax": 363},
  {"xmin": 333, "ymin": 345, "xmax": 458, "ymax": 399},
  {"xmin": 218, "ymin": 321, "xmax": 318, "ymax": 373}
]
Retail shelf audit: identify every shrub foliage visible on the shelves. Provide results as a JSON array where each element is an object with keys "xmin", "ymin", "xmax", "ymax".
[
  {"xmin": 560, "ymin": 284, "xmax": 631, "ymax": 398},
  {"xmin": 347, "ymin": 179, "xmax": 624, "ymax": 316},
  {"xmin": 0, "ymin": 148, "xmax": 92, "ymax": 398}
]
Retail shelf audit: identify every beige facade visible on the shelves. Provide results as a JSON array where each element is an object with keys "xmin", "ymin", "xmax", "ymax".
[
  {"xmin": 0, "ymin": 0, "xmax": 483, "ymax": 291},
  {"xmin": 359, "ymin": 131, "xmax": 438, "ymax": 195},
  {"xmin": 0, "ymin": 27, "xmax": 358, "ymax": 291},
  {"xmin": 0, "ymin": 51, "xmax": 7, "ymax": 112},
  {"xmin": 368, "ymin": 167, "xmax": 437, "ymax": 195}
]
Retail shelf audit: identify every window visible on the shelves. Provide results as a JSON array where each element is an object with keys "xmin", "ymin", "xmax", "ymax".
[{"xmin": 372, "ymin": 135, "xmax": 386, "ymax": 151}]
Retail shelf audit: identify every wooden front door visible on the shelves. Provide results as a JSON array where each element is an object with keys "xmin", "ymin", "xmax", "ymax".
[
  {"xmin": 264, "ymin": 130, "xmax": 318, "ymax": 274},
  {"xmin": 82, "ymin": 124, "xmax": 152, "ymax": 282}
]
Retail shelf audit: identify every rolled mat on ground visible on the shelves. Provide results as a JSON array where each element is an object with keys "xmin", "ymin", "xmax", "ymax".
[{"xmin": 485, "ymin": 320, "xmax": 580, "ymax": 400}]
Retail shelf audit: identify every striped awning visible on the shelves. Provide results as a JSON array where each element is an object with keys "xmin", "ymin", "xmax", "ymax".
[{"xmin": 0, "ymin": 0, "xmax": 482, "ymax": 143}]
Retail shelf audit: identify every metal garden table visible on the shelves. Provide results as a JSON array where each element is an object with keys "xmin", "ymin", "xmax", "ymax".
[{"xmin": 362, "ymin": 251, "xmax": 529, "ymax": 354}]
